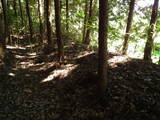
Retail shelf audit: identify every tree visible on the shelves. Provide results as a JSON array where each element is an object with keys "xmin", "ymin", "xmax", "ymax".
[
  {"xmin": 84, "ymin": 0, "xmax": 94, "ymax": 44},
  {"xmin": 45, "ymin": 0, "xmax": 52, "ymax": 45},
  {"xmin": 1, "ymin": 0, "xmax": 7, "ymax": 41},
  {"xmin": 82, "ymin": 0, "xmax": 89, "ymax": 43},
  {"xmin": 25, "ymin": 0, "xmax": 33, "ymax": 41},
  {"xmin": 66, "ymin": 0, "xmax": 69, "ymax": 32},
  {"xmin": 13, "ymin": 0, "xmax": 17, "ymax": 16},
  {"xmin": 54, "ymin": 0, "xmax": 64, "ymax": 62},
  {"xmin": 98, "ymin": 0, "xmax": 108, "ymax": 95},
  {"xmin": 0, "ymin": 0, "xmax": 6, "ymax": 60},
  {"xmin": 18, "ymin": 0, "xmax": 24, "ymax": 27},
  {"xmin": 38, "ymin": 0, "xmax": 44, "ymax": 43},
  {"xmin": 144, "ymin": 0, "xmax": 159, "ymax": 62},
  {"xmin": 122, "ymin": 0, "xmax": 135, "ymax": 55}
]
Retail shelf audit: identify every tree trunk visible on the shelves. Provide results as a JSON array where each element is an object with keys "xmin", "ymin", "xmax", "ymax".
[
  {"xmin": 45, "ymin": 0, "xmax": 52, "ymax": 45},
  {"xmin": 72, "ymin": 0, "xmax": 75, "ymax": 9},
  {"xmin": 84, "ymin": 0, "xmax": 94, "ymax": 45},
  {"xmin": 144, "ymin": 0, "xmax": 159, "ymax": 62},
  {"xmin": 0, "ymin": 0, "xmax": 5, "ymax": 59},
  {"xmin": 5, "ymin": 0, "xmax": 11, "ymax": 44},
  {"xmin": 38, "ymin": 0, "xmax": 43, "ymax": 43},
  {"xmin": 60, "ymin": 0, "xmax": 62, "ymax": 12},
  {"xmin": 13, "ymin": 0, "xmax": 17, "ymax": 16},
  {"xmin": 158, "ymin": 57, "xmax": 160, "ymax": 65},
  {"xmin": 25, "ymin": 0, "xmax": 33, "ymax": 41},
  {"xmin": 98, "ymin": 0, "xmax": 108, "ymax": 95},
  {"xmin": 122, "ymin": 0, "xmax": 135, "ymax": 55},
  {"xmin": 18, "ymin": 0, "xmax": 24, "ymax": 27},
  {"xmin": 82, "ymin": 0, "xmax": 89, "ymax": 43},
  {"xmin": 66, "ymin": 0, "xmax": 69, "ymax": 31},
  {"xmin": 54, "ymin": 0, "xmax": 64, "ymax": 62},
  {"xmin": 1, "ymin": 0, "xmax": 8, "ymax": 43}
]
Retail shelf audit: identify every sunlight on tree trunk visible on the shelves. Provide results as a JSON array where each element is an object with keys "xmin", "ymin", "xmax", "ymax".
[
  {"xmin": 143, "ymin": 0, "xmax": 159, "ymax": 62},
  {"xmin": 122, "ymin": 0, "xmax": 135, "ymax": 55}
]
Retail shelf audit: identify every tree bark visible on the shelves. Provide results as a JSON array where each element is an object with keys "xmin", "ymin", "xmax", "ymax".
[
  {"xmin": 54, "ymin": 0, "xmax": 64, "ymax": 62},
  {"xmin": 144, "ymin": 0, "xmax": 159, "ymax": 62},
  {"xmin": 122, "ymin": 0, "xmax": 135, "ymax": 55},
  {"xmin": 38, "ymin": 0, "xmax": 43, "ymax": 43},
  {"xmin": 0, "ymin": 0, "xmax": 7, "ymax": 59},
  {"xmin": 98, "ymin": 0, "xmax": 108, "ymax": 95},
  {"xmin": 45, "ymin": 0, "xmax": 52, "ymax": 45},
  {"xmin": 1, "ymin": 0, "xmax": 7, "ymax": 43},
  {"xmin": 25, "ymin": 0, "xmax": 33, "ymax": 41},
  {"xmin": 72, "ymin": 0, "xmax": 75, "ymax": 9},
  {"xmin": 66, "ymin": 0, "xmax": 69, "ymax": 31},
  {"xmin": 18, "ymin": 0, "xmax": 24, "ymax": 27},
  {"xmin": 13, "ymin": 0, "xmax": 17, "ymax": 16},
  {"xmin": 82, "ymin": 0, "xmax": 89, "ymax": 43},
  {"xmin": 84, "ymin": 0, "xmax": 94, "ymax": 44}
]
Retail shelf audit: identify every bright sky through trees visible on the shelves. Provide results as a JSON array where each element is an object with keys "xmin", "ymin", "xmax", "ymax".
[{"xmin": 137, "ymin": 0, "xmax": 160, "ymax": 7}]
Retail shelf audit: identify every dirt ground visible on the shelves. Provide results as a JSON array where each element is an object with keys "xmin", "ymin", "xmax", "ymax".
[{"xmin": 0, "ymin": 43, "xmax": 160, "ymax": 120}]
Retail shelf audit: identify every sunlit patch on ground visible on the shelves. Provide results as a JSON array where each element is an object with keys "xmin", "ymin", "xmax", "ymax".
[
  {"xmin": 7, "ymin": 45, "xmax": 26, "ymax": 50},
  {"xmin": 108, "ymin": 55, "xmax": 131, "ymax": 67},
  {"xmin": 15, "ymin": 55, "xmax": 26, "ymax": 59},
  {"xmin": 41, "ymin": 64, "xmax": 78, "ymax": 83},
  {"xmin": 27, "ymin": 52, "xmax": 37, "ymax": 56},
  {"xmin": 30, "ymin": 62, "xmax": 55, "ymax": 72},
  {"xmin": 76, "ymin": 51, "xmax": 95, "ymax": 59},
  {"xmin": 8, "ymin": 72, "xmax": 16, "ymax": 77},
  {"xmin": 19, "ymin": 61, "xmax": 34, "ymax": 69}
]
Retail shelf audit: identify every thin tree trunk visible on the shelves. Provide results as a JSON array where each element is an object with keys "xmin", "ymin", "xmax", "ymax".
[
  {"xmin": 66, "ymin": 0, "xmax": 69, "ymax": 31},
  {"xmin": 1, "ymin": 0, "xmax": 9, "ymax": 43},
  {"xmin": 43, "ymin": 0, "xmax": 46, "ymax": 33},
  {"xmin": 82, "ymin": 0, "xmax": 89, "ymax": 43},
  {"xmin": 144, "ymin": 0, "xmax": 159, "ymax": 62},
  {"xmin": 38, "ymin": 0, "xmax": 43, "ymax": 43},
  {"xmin": 6, "ymin": 0, "xmax": 11, "ymax": 44},
  {"xmin": 60, "ymin": 0, "xmax": 62, "ymax": 12},
  {"xmin": 18, "ymin": 0, "xmax": 24, "ymax": 27},
  {"xmin": 25, "ymin": 0, "xmax": 33, "ymax": 41},
  {"xmin": 72, "ymin": 0, "xmax": 75, "ymax": 9},
  {"xmin": 0, "ymin": 0, "xmax": 6, "ymax": 59},
  {"xmin": 122, "ymin": 0, "xmax": 135, "ymax": 55},
  {"xmin": 98, "ymin": 0, "xmax": 108, "ymax": 95},
  {"xmin": 45, "ymin": 0, "xmax": 52, "ymax": 45},
  {"xmin": 13, "ymin": 0, "xmax": 17, "ymax": 16},
  {"xmin": 158, "ymin": 57, "xmax": 160, "ymax": 65},
  {"xmin": 54, "ymin": 0, "xmax": 64, "ymax": 62},
  {"xmin": 84, "ymin": 0, "xmax": 94, "ymax": 44}
]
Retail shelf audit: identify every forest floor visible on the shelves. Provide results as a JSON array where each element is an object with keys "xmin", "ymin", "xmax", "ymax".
[{"xmin": 0, "ymin": 40, "xmax": 160, "ymax": 120}]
